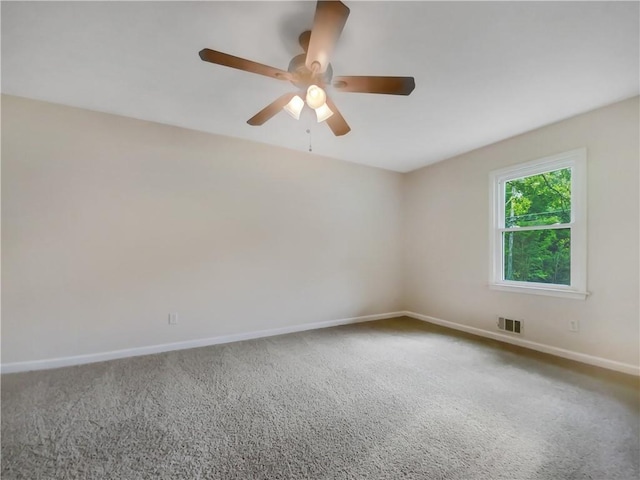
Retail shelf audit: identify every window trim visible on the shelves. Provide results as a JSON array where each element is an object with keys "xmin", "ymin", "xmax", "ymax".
[{"xmin": 489, "ymin": 148, "xmax": 588, "ymax": 300}]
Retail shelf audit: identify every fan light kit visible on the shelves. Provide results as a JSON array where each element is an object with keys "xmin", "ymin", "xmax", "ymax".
[{"xmin": 199, "ymin": 0, "xmax": 415, "ymax": 136}]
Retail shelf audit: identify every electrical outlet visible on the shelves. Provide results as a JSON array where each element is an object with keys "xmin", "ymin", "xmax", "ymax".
[
  {"xmin": 168, "ymin": 313, "xmax": 179, "ymax": 325},
  {"xmin": 569, "ymin": 319, "xmax": 579, "ymax": 332}
]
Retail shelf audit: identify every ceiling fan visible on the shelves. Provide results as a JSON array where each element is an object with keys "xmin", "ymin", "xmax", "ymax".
[{"xmin": 199, "ymin": 0, "xmax": 415, "ymax": 136}]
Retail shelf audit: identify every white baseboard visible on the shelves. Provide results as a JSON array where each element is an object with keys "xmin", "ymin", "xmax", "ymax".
[
  {"xmin": 403, "ymin": 311, "xmax": 640, "ymax": 377},
  {"xmin": 1, "ymin": 311, "xmax": 404, "ymax": 374},
  {"xmin": 5, "ymin": 311, "xmax": 637, "ymax": 376}
]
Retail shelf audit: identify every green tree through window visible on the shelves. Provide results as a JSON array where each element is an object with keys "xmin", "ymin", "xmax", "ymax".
[{"xmin": 503, "ymin": 168, "xmax": 572, "ymax": 285}]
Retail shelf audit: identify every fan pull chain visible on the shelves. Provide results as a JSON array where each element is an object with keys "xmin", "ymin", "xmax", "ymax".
[{"xmin": 306, "ymin": 129, "xmax": 312, "ymax": 152}]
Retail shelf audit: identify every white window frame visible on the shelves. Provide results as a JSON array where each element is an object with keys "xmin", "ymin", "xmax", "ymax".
[{"xmin": 489, "ymin": 148, "xmax": 588, "ymax": 300}]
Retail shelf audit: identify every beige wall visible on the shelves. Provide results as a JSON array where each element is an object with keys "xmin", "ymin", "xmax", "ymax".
[
  {"xmin": 1, "ymin": 95, "xmax": 403, "ymax": 363},
  {"xmin": 403, "ymin": 96, "xmax": 640, "ymax": 367},
  {"xmin": 3, "ymin": 95, "xmax": 639, "ymax": 369}
]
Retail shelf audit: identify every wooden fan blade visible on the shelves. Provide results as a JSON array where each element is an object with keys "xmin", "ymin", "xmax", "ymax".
[
  {"xmin": 324, "ymin": 96, "xmax": 351, "ymax": 136},
  {"xmin": 305, "ymin": 1, "xmax": 350, "ymax": 74},
  {"xmin": 333, "ymin": 76, "xmax": 416, "ymax": 95},
  {"xmin": 199, "ymin": 49, "xmax": 292, "ymax": 81},
  {"xmin": 247, "ymin": 93, "xmax": 297, "ymax": 126}
]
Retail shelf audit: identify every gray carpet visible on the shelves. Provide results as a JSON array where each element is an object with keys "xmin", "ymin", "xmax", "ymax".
[{"xmin": 2, "ymin": 317, "xmax": 639, "ymax": 480}]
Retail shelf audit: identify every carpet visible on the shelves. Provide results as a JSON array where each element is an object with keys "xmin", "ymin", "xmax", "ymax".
[{"xmin": 2, "ymin": 317, "xmax": 639, "ymax": 479}]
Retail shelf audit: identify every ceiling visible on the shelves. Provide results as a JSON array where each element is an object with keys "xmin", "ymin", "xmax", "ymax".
[{"xmin": 2, "ymin": 1, "xmax": 638, "ymax": 172}]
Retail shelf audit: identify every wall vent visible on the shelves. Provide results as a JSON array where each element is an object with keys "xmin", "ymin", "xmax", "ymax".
[{"xmin": 497, "ymin": 316, "xmax": 522, "ymax": 334}]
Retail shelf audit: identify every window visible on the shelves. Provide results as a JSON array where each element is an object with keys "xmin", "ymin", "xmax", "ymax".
[{"xmin": 490, "ymin": 149, "xmax": 587, "ymax": 299}]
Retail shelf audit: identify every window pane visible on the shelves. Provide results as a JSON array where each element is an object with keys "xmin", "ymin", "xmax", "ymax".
[
  {"xmin": 505, "ymin": 168, "xmax": 571, "ymax": 227},
  {"xmin": 503, "ymin": 228, "xmax": 570, "ymax": 285}
]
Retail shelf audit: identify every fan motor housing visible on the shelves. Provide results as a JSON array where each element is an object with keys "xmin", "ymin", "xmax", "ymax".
[{"xmin": 288, "ymin": 54, "xmax": 333, "ymax": 90}]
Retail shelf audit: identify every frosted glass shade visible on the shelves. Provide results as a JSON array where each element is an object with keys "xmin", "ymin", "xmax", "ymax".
[
  {"xmin": 283, "ymin": 95, "xmax": 304, "ymax": 120},
  {"xmin": 306, "ymin": 85, "xmax": 327, "ymax": 109},
  {"xmin": 315, "ymin": 103, "xmax": 334, "ymax": 123}
]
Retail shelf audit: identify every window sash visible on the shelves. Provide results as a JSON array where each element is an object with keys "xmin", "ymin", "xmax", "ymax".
[
  {"xmin": 504, "ymin": 168, "xmax": 572, "ymax": 229},
  {"xmin": 500, "ymin": 228, "xmax": 571, "ymax": 286},
  {"xmin": 500, "ymin": 223, "xmax": 572, "ymax": 233},
  {"xmin": 497, "ymin": 168, "xmax": 574, "ymax": 229}
]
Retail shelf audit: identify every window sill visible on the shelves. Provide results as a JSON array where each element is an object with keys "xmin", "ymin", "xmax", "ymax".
[{"xmin": 489, "ymin": 283, "xmax": 589, "ymax": 300}]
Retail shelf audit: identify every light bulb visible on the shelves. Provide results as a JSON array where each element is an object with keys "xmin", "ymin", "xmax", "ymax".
[
  {"xmin": 314, "ymin": 103, "xmax": 334, "ymax": 123},
  {"xmin": 306, "ymin": 85, "xmax": 327, "ymax": 110},
  {"xmin": 283, "ymin": 95, "xmax": 304, "ymax": 120}
]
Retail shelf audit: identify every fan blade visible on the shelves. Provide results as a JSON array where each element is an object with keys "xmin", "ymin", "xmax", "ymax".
[
  {"xmin": 247, "ymin": 93, "xmax": 297, "ymax": 126},
  {"xmin": 333, "ymin": 76, "xmax": 415, "ymax": 95},
  {"xmin": 199, "ymin": 49, "xmax": 292, "ymax": 81},
  {"xmin": 305, "ymin": 1, "xmax": 350, "ymax": 74},
  {"xmin": 324, "ymin": 96, "xmax": 351, "ymax": 136}
]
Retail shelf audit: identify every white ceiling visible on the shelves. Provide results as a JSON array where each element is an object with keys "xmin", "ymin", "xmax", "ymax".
[{"xmin": 2, "ymin": 1, "xmax": 638, "ymax": 172}]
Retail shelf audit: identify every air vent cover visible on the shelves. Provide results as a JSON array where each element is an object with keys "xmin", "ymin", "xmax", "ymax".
[{"xmin": 497, "ymin": 317, "xmax": 522, "ymax": 334}]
